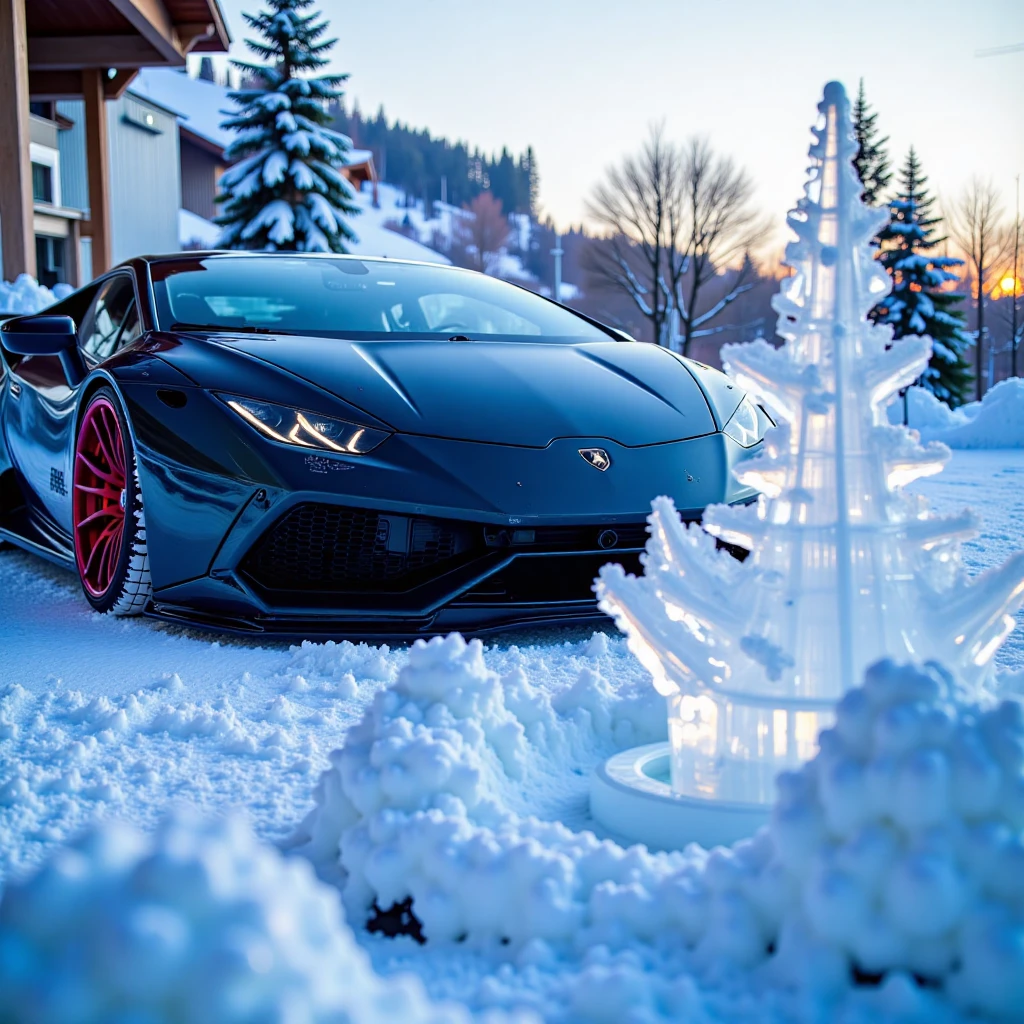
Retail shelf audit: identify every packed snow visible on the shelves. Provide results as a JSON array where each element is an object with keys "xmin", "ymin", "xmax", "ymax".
[
  {"xmin": 0, "ymin": 808, "xmax": 495, "ymax": 1024},
  {"xmin": 891, "ymin": 381, "xmax": 1024, "ymax": 449},
  {"xmin": 1, "ymin": 450, "xmax": 1023, "ymax": 1021},
  {"xmin": 0, "ymin": 275, "xmax": 72, "ymax": 315},
  {"xmin": 299, "ymin": 650, "xmax": 1024, "ymax": 1022}
]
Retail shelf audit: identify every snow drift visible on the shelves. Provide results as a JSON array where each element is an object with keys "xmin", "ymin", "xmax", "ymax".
[
  {"xmin": 892, "ymin": 380, "xmax": 1024, "ymax": 448},
  {"xmin": 0, "ymin": 808, "xmax": 485, "ymax": 1024},
  {"xmin": 297, "ymin": 637, "xmax": 1024, "ymax": 1021},
  {"xmin": 0, "ymin": 275, "xmax": 72, "ymax": 315}
]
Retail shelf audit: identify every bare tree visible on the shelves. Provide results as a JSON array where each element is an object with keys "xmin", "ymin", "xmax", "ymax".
[
  {"xmin": 452, "ymin": 192, "xmax": 510, "ymax": 274},
  {"xmin": 586, "ymin": 126, "xmax": 769, "ymax": 353},
  {"xmin": 586, "ymin": 124, "xmax": 681, "ymax": 345},
  {"xmin": 676, "ymin": 137, "xmax": 771, "ymax": 353},
  {"xmin": 946, "ymin": 178, "xmax": 1012, "ymax": 399}
]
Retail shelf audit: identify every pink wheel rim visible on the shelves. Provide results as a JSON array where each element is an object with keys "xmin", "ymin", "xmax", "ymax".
[{"xmin": 73, "ymin": 397, "xmax": 127, "ymax": 598}]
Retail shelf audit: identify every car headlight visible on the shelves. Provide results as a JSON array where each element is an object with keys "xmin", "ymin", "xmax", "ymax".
[
  {"xmin": 723, "ymin": 395, "xmax": 769, "ymax": 448},
  {"xmin": 220, "ymin": 395, "xmax": 390, "ymax": 454}
]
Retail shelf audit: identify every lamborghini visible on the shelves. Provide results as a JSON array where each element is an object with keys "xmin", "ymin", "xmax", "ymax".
[{"xmin": 0, "ymin": 253, "xmax": 768, "ymax": 638}]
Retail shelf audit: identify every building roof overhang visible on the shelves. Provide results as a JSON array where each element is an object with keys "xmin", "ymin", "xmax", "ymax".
[{"xmin": 26, "ymin": 0, "xmax": 231, "ymax": 100}]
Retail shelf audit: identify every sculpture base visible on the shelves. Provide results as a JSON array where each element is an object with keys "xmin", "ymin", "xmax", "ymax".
[{"xmin": 590, "ymin": 743, "xmax": 770, "ymax": 851}]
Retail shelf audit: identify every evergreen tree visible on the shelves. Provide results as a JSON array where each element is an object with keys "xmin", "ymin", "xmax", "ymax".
[
  {"xmin": 852, "ymin": 79, "xmax": 891, "ymax": 207},
  {"xmin": 522, "ymin": 146, "xmax": 540, "ymax": 217},
  {"xmin": 869, "ymin": 147, "xmax": 973, "ymax": 406},
  {"xmin": 216, "ymin": 0, "xmax": 359, "ymax": 253}
]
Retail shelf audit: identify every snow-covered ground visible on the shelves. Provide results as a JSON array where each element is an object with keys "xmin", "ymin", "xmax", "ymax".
[{"xmin": 1, "ymin": 449, "xmax": 1022, "ymax": 1021}]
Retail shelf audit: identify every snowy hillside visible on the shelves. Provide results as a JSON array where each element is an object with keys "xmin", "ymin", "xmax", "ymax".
[
  {"xmin": 178, "ymin": 180, "xmax": 542, "ymax": 274},
  {"xmin": 180, "ymin": 182, "xmax": 454, "ymax": 264}
]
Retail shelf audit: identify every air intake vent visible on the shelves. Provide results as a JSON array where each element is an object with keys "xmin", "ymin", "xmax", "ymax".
[{"xmin": 242, "ymin": 503, "xmax": 481, "ymax": 593}]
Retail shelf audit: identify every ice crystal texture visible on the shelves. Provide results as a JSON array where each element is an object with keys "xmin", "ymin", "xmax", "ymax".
[{"xmin": 597, "ymin": 82, "xmax": 1024, "ymax": 805}]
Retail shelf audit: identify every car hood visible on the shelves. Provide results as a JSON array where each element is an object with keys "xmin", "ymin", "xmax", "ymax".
[{"xmin": 205, "ymin": 336, "xmax": 719, "ymax": 447}]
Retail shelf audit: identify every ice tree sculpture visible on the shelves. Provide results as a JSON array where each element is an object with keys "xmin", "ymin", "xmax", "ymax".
[{"xmin": 597, "ymin": 81, "xmax": 1024, "ymax": 808}]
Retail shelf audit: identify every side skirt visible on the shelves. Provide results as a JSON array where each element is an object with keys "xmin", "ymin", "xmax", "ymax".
[{"xmin": 0, "ymin": 507, "xmax": 76, "ymax": 571}]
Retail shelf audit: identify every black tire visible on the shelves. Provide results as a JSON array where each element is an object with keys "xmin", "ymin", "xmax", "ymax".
[{"xmin": 73, "ymin": 387, "xmax": 152, "ymax": 615}]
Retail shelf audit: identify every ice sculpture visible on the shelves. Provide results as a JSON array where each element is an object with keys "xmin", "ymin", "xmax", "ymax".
[{"xmin": 596, "ymin": 81, "xmax": 1024, "ymax": 812}]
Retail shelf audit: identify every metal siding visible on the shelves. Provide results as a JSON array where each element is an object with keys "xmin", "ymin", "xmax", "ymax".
[
  {"xmin": 179, "ymin": 137, "xmax": 220, "ymax": 220},
  {"xmin": 56, "ymin": 100, "xmax": 89, "ymax": 213},
  {"xmin": 107, "ymin": 95, "xmax": 181, "ymax": 263}
]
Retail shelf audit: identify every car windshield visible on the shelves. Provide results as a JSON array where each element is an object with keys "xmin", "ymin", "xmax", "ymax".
[{"xmin": 150, "ymin": 256, "xmax": 611, "ymax": 343}]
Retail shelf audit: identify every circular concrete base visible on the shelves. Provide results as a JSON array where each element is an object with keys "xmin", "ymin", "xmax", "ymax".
[{"xmin": 590, "ymin": 743, "xmax": 770, "ymax": 851}]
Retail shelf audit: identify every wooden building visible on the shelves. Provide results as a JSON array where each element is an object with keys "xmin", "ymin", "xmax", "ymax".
[{"xmin": 0, "ymin": 0, "xmax": 230, "ymax": 284}]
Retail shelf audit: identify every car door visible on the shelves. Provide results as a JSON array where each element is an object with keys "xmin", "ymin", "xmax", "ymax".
[{"xmin": 3, "ymin": 274, "xmax": 137, "ymax": 536}]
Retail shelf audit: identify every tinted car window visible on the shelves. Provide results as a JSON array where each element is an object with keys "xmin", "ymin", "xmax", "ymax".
[
  {"xmin": 80, "ymin": 276, "xmax": 137, "ymax": 361},
  {"xmin": 117, "ymin": 301, "xmax": 142, "ymax": 348},
  {"xmin": 150, "ymin": 256, "xmax": 611, "ymax": 343}
]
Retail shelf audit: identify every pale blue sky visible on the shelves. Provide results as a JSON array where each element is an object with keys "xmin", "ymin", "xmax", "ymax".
[{"xmin": 208, "ymin": 0, "xmax": 1024, "ymax": 247}]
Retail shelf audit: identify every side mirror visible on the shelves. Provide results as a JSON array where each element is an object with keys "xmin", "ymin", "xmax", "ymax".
[{"xmin": 0, "ymin": 314, "xmax": 85, "ymax": 386}]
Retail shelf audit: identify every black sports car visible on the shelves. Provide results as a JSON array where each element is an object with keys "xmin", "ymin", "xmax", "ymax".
[{"xmin": 0, "ymin": 253, "xmax": 767, "ymax": 638}]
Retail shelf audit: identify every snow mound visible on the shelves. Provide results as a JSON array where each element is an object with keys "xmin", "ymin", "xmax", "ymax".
[
  {"xmin": 299, "ymin": 643, "xmax": 1024, "ymax": 1020},
  {"xmin": 892, "ymin": 380, "xmax": 1024, "ymax": 448},
  {"xmin": 294, "ymin": 634, "xmax": 672, "ymax": 943},
  {"xmin": 0, "ymin": 275, "xmax": 72, "ymax": 315},
  {"xmin": 0, "ymin": 808, "xmax": 480, "ymax": 1023},
  {"xmin": 762, "ymin": 659, "xmax": 1024, "ymax": 1018}
]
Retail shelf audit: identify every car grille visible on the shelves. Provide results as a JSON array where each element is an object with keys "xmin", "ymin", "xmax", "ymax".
[
  {"xmin": 455, "ymin": 552, "xmax": 645, "ymax": 604},
  {"xmin": 241, "ymin": 503, "xmax": 655, "ymax": 599},
  {"xmin": 242, "ymin": 503, "xmax": 482, "ymax": 593}
]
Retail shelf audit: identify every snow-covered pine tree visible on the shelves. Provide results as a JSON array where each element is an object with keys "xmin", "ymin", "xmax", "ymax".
[
  {"xmin": 215, "ymin": 0, "xmax": 359, "ymax": 253},
  {"xmin": 869, "ymin": 147, "xmax": 973, "ymax": 406},
  {"xmin": 852, "ymin": 79, "xmax": 891, "ymax": 207}
]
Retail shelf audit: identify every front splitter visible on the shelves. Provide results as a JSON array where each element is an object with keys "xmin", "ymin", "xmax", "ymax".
[{"xmin": 145, "ymin": 601, "xmax": 611, "ymax": 643}]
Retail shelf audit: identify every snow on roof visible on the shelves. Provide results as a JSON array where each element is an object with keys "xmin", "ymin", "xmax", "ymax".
[
  {"xmin": 130, "ymin": 70, "xmax": 371, "ymax": 170},
  {"xmin": 130, "ymin": 68, "xmax": 237, "ymax": 151},
  {"xmin": 178, "ymin": 207, "xmax": 222, "ymax": 248}
]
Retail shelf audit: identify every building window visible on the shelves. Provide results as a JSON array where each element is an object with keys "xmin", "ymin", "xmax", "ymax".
[
  {"xmin": 32, "ymin": 163, "xmax": 53, "ymax": 204},
  {"xmin": 29, "ymin": 101, "xmax": 55, "ymax": 120},
  {"xmin": 35, "ymin": 236, "xmax": 66, "ymax": 288}
]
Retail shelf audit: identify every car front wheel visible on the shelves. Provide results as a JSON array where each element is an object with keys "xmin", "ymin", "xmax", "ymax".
[{"xmin": 72, "ymin": 387, "xmax": 152, "ymax": 615}]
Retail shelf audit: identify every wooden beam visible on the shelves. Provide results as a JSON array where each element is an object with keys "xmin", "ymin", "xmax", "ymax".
[
  {"xmin": 177, "ymin": 22, "xmax": 215, "ymax": 53},
  {"xmin": 28, "ymin": 34, "xmax": 163, "ymax": 70},
  {"xmin": 108, "ymin": 0, "xmax": 184, "ymax": 66},
  {"xmin": 29, "ymin": 69, "xmax": 83, "ymax": 99},
  {"xmin": 81, "ymin": 68, "xmax": 112, "ymax": 276},
  {"xmin": 105, "ymin": 68, "xmax": 139, "ymax": 100},
  {"xmin": 0, "ymin": 0, "xmax": 36, "ymax": 280},
  {"xmin": 188, "ymin": 0, "xmax": 231, "ymax": 52},
  {"xmin": 30, "ymin": 68, "xmax": 141, "ymax": 101}
]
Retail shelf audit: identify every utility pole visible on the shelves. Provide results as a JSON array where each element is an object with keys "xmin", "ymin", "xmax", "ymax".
[{"xmin": 551, "ymin": 233, "xmax": 563, "ymax": 303}]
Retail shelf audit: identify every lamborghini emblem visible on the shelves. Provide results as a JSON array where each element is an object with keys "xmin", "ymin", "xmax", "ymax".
[{"xmin": 579, "ymin": 447, "xmax": 611, "ymax": 471}]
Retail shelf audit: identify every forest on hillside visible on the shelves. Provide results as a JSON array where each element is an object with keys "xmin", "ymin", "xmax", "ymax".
[{"xmin": 327, "ymin": 101, "xmax": 539, "ymax": 218}]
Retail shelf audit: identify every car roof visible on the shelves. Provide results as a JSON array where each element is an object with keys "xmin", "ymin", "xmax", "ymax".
[{"xmin": 130, "ymin": 251, "xmax": 455, "ymax": 274}]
